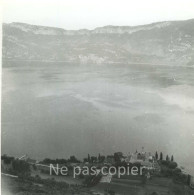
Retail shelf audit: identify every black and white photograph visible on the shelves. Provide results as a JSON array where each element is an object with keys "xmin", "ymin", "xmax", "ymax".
[{"xmin": 1, "ymin": 0, "xmax": 194, "ymax": 194}]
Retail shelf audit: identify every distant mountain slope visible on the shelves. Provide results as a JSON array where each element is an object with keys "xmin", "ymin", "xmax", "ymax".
[{"xmin": 2, "ymin": 19, "xmax": 194, "ymax": 65}]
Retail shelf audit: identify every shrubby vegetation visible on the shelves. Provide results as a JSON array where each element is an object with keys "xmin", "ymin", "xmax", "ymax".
[
  {"xmin": 159, "ymin": 159, "xmax": 179, "ymax": 177},
  {"xmin": 83, "ymin": 174, "xmax": 102, "ymax": 187},
  {"xmin": 12, "ymin": 159, "xmax": 30, "ymax": 176},
  {"xmin": 2, "ymin": 155, "xmax": 30, "ymax": 176},
  {"xmin": 2, "ymin": 174, "xmax": 93, "ymax": 195},
  {"xmin": 157, "ymin": 157, "xmax": 189, "ymax": 185},
  {"xmin": 1, "ymin": 154, "xmax": 14, "ymax": 164},
  {"xmin": 40, "ymin": 155, "xmax": 81, "ymax": 165}
]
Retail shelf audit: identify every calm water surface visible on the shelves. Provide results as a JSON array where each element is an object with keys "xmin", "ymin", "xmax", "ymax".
[{"xmin": 2, "ymin": 61, "xmax": 194, "ymax": 174}]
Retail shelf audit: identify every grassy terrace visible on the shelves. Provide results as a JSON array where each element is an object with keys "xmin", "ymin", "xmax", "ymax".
[{"xmin": 1, "ymin": 155, "xmax": 194, "ymax": 194}]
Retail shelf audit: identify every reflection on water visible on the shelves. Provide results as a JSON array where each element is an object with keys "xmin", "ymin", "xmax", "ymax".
[{"xmin": 2, "ymin": 61, "xmax": 194, "ymax": 174}]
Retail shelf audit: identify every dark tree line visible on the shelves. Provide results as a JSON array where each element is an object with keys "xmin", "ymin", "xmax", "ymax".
[
  {"xmin": 155, "ymin": 151, "xmax": 174, "ymax": 162},
  {"xmin": 1, "ymin": 155, "xmax": 30, "ymax": 176},
  {"xmin": 1, "ymin": 155, "xmax": 14, "ymax": 164},
  {"xmin": 41, "ymin": 155, "xmax": 80, "ymax": 165},
  {"xmin": 85, "ymin": 153, "xmax": 105, "ymax": 163}
]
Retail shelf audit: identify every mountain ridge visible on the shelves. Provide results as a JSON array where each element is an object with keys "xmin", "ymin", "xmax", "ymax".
[
  {"xmin": 3, "ymin": 19, "xmax": 194, "ymax": 65},
  {"xmin": 4, "ymin": 18, "xmax": 194, "ymax": 31}
]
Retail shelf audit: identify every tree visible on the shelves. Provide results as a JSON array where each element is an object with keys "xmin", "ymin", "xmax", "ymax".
[
  {"xmin": 168, "ymin": 162, "xmax": 177, "ymax": 169},
  {"xmin": 114, "ymin": 152, "xmax": 121, "ymax": 164},
  {"xmin": 69, "ymin": 156, "xmax": 80, "ymax": 163},
  {"xmin": 172, "ymin": 168, "xmax": 181, "ymax": 176},
  {"xmin": 1, "ymin": 155, "xmax": 14, "ymax": 164},
  {"xmin": 88, "ymin": 154, "xmax": 91, "ymax": 163},
  {"xmin": 98, "ymin": 153, "xmax": 101, "ymax": 162},
  {"xmin": 91, "ymin": 156, "xmax": 97, "ymax": 163},
  {"xmin": 32, "ymin": 164, "xmax": 37, "ymax": 171},
  {"xmin": 99, "ymin": 155, "xmax": 105, "ymax": 163},
  {"xmin": 155, "ymin": 151, "xmax": 158, "ymax": 160},
  {"xmin": 171, "ymin": 155, "xmax": 174, "ymax": 162},
  {"xmin": 12, "ymin": 159, "xmax": 30, "ymax": 176},
  {"xmin": 166, "ymin": 155, "xmax": 169, "ymax": 161},
  {"xmin": 160, "ymin": 152, "xmax": 163, "ymax": 161}
]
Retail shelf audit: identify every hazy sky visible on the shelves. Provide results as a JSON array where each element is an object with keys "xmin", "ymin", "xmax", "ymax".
[{"xmin": 2, "ymin": 0, "xmax": 194, "ymax": 29}]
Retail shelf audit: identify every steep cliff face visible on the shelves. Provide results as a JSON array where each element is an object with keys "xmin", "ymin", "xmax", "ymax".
[{"xmin": 2, "ymin": 19, "xmax": 194, "ymax": 65}]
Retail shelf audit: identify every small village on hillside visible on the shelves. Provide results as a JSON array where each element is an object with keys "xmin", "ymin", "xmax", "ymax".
[{"xmin": 1, "ymin": 149, "xmax": 194, "ymax": 195}]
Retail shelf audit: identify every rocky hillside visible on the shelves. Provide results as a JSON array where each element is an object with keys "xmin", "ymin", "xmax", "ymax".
[{"xmin": 2, "ymin": 19, "xmax": 194, "ymax": 65}]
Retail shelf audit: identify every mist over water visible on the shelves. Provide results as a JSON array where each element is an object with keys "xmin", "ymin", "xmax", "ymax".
[{"xmin": 2, "ymin": 61, "xmax": 194, "ymax": 174}]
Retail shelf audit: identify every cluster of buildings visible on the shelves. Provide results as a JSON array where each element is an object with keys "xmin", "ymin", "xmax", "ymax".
[{"xmin": 104, "ymin": 150, "xmax": 161, "ymax": 174}]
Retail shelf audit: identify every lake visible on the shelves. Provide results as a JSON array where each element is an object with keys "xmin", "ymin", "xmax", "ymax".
[{"xmin": 2, "ymin": 61, "xmax": 194, "ymax": 174}]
